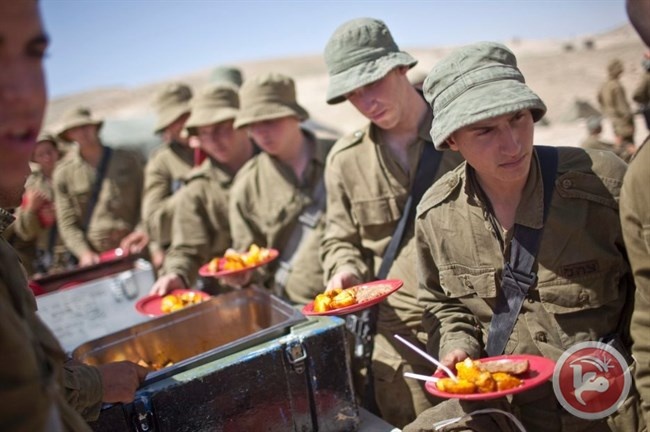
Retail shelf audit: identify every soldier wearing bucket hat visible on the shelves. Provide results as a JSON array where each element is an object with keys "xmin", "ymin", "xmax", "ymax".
[
  {"xmin": 142, "ymin": 82, "xmax": 195, "ymax": 269},
  {"xmin": 320, "ymin": 17, "xmax": 463, "ymax": 426},
  {"xmin": 8, "ymin": 130, "xmax": 72, "ymax": 276},
  {"xmin": 226, "ymin": 72, "xmax": 331, "ymax": 305},
  {"xmin": 53, "ymin": 106, "xmax": 147, "ymax": 267},
  {"xmin": 150, "ymin": 83, "xmax": 255, "ymax": 297},
  {"xmin": 597, "ymin": 58, "xmax": 636, "ymax": 152},
  {"xmin": 403, "ymin": 42, "xmax": 643, "ymax": 432}
]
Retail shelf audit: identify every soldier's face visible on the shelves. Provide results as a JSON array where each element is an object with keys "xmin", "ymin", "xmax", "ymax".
[
  {"xmin": 33, "ymin": 140, "xmax": 60, "ymax": 176},
  {"xmin": 162, "ymin": 113, "xmax": 190, "ymax": 144},
  {"xmin": 345, "ymin": 67, "xmax": 410, "ymax": 130},
  {"xmin": 63, "ymin": 124, "xmax": 99, "ymax": 146},
  {"xmin": 447, "ymin": 110, "xmax": 535, "ymax": 188},
  {"xmin": 0, "ymin": 0, "xmax": 48, "ymax": 208},
  {"xmin": 248, "ymin": 116, "xmax": 299, "ymax": 157},
  {"xmin": 196, "ymin": 119, "xmax": 238, "ymax": 163}
]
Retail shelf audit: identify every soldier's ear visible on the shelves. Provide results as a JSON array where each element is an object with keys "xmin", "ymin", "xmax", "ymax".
[{"xmin": 446, "ymin": 135, "xmax": 460, "ymax": 152}]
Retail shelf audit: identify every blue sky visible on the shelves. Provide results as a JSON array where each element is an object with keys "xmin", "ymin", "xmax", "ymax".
[{"xmin": 41, "ymin": 0, "xmax": 628, "ymax": 98}]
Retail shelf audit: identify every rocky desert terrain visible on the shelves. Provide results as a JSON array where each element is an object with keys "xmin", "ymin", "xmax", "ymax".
[{"xmin": 44, "ymin": 23, "xmax": 648, "ymax": 157}]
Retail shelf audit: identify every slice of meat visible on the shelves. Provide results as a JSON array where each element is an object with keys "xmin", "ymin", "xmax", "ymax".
[{"xmin": 478, "ymin": 359, "xmax": 529, "ymax": 375}]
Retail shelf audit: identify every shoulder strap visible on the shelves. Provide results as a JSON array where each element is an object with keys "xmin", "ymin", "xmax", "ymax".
[
  {"xmin": 485, "ymin": 146, "xmax": 558, "ymax": 356},
  {"xmin": 376, "ymin": 143, "xmax": 443, "ymax": 280},
  {"xmin": 82, "ymin": 146, "xmax": 113, "ymax": 231}
]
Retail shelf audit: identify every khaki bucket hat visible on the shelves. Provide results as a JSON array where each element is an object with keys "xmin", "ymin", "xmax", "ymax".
[
  {"xmin": 153, "ymin": 82, "xmax": 193, "ymax": 133},
  {"xmin": 324, "ymin": 17, "xmax": 417, "ymax": 105},
  {"xmin": 185, "ymin": 83, "xmax": 240, "ymax": 134},
  {"xmin": 211, "ymin": 66, "xmax": 244, "ymax": 88},
  {"xmin": 607, "ymin": 58, "xmax": 624, "ymax": 77},
  {"xmin": 57, "ymin": 106, "xmax": 104, "ymax": 141},
  {"xmin": 423, "ymin": 41, "xmax": 547, "ymax": 149},
  {"xmin": 234, "ymin": 72, "xmax": 309, "ymax": 129}
]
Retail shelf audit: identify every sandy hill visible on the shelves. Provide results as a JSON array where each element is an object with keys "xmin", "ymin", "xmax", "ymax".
[{"xmin": 44, "ymin": 23, "xmax": 648, "ymax": 156}]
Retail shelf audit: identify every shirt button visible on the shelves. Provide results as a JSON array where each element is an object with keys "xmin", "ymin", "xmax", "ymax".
[
  {"xmin": 561, "ymin": 179, "xmax": 572, "ymax": 189},
  {"xmin": 578, "ymin": 291, "xmax": 589, "ymax": 304},
  {"xmin": 527, "ymin": 297, "xmax": 534, "ymax": 303},
  {"xmin": 535, "ymin": 331, "xmax": 547, "ymax": 342}
]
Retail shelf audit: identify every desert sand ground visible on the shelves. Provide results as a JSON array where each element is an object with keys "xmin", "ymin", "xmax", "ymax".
[{"xmin": 44, "ymin": 23, "xmax": 648, "ymax": 156}]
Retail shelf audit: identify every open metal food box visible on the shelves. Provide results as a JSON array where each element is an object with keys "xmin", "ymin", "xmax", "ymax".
[{"xmin": 73, "ymin": 287, "xmax": 359, "ymax": 432}]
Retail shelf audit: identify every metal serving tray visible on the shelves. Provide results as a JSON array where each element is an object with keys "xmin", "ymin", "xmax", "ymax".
[{"xmin": 72, "ymin": 287, "xmax": 306, "ymax": 385}]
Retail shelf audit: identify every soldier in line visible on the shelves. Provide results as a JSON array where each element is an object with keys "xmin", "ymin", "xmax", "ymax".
[
  {"xmin": 150, "ymin": 84, "xmax": 256, "ymax": 296},
  {"xmin": 320, "ymin": 18, "xmax": 463, "ymax": 427},
  {"xmin": 633, "ymin": 52, "xmax": 650, "ymax": 132},
  {"xmin": 7, "ymin": 132, "xmax": 70, "ymax": 275},
  {"xmin": 0, "ymin": 2, "xmax": 147, "ymax": 430},
  {"xmin": 54, "ymin": 107, "xmax": 147, "ymax": 267},
  {"xmin": 224, "ymin": 72, "xmax": 330, "ymax": 305},
  {"xmin": 142, "ymin": 83, "xmax": 194, "ymax": 269},
  {"xmin": 404, "ymin": 42, "xmax": 643, "ymax": 432},
  {"xmin": 597, "ymin": 58, "xmax": 636, "ymax": 155},
  {"xmin": 622, "ymin": 0, "xmax": 650, "ymax": 426},
  {"xmin": 580, "ymin": 116, "xmax": 632, "ymax": 162}
]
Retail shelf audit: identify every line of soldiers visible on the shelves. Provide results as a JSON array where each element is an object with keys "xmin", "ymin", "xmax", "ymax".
[{"xmin": 2, "ymin": 2, "xmax": 650, "ymax": 431}]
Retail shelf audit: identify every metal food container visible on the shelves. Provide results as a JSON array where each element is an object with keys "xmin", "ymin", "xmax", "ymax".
[
  {"xmin": 73, "ymin": 287, "xmax": 306, "ymax": 384},
  {"xmin": 74, "ymin": 287, "xmax": 359, "ymax": 432}
]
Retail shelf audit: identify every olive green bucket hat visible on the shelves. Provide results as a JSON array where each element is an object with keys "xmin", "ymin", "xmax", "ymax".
[
  {"xmin": 234, "ymin": 72, "xmax": 309, "ymax": 129},
  {"xmin": 324, "ymin": 17, "xmax": 417, "ymax": 105},
  {"xmin": 153, "ymin": 82, "xmax": 193, "ymax": 133},
  {"xmin": 210, "ymin": 66, "xmax": 244, "ymax": 88},
  {"xmin": 185, "ymin": 83, "xmax": 240, "ymax": 134},
  {"xmin": 56, "ymin": 106, "xmax": 104, "ymax": 141},
  {"xmin": 423, "ymin": 41, "xmax": 547, "ymax": 149}
]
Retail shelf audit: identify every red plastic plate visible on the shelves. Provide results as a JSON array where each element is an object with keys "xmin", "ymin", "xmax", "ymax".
[
  {"xmin": 425, "ymin": 354, "xmax": 556, "ymax": 400},
  {"xmin": 198, "ymin": 248, "xmax": 279, "ymax": 278},
  {"xmin": 135, "ymin": 289, "xmax": 210, "ymax": 317},
  {"xmin": 301, "ymin": 279, "xmax": 404, "ymax": 316}
]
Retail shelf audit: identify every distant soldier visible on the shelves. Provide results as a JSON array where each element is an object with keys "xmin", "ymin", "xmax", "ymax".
[
  {"xmin": 54, "ymin": 107, "xmax": 147, "ymax": 267},
  {"xmin": 320, "ymin": 17, "xmax": 463, "ymax": 426},
  {"xmin": 150, "ymin": 84, "xmax": 255, "ymax": 296},
  {"xmin": 8, "ymin": 132, "xmax": 70, "ymax": 275},
  {"xmin": 142, "ymin": 83, "xmax": 194, "ymax": 269},
  {"xmin": 225, "ymin": 72, "xmax": 331, "ymax": 305},
  {"xmin": 581, "ymin": 116, "xmax": 632, "ymax": 162},
  {"xmin": 633, "ymin": 52, "xmax": 650, "ymax": 131},
  {"xmin": 598, "ymin": 58, "xmax": 636, "ymax": 152}
]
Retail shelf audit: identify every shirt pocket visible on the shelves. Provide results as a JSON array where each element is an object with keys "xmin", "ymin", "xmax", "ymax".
[
  {"xmin": 439, "ymin": 267, "xmax": 498, "ymax": 323},
  {"xmin": 536, "ymin": 270, "xmax": 624, "ymax": 346},
  {"xmin": 351, "ymin": 196, "xmax": 402, "ymax": 239},
  {"xmin": 68, "ymin": 181, "xmax": 91, "ymax": 215}
]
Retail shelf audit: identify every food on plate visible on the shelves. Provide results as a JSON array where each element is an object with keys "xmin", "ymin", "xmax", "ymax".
[
  {"xmin": 160, "ymin": 291, "xmax": 206, "ymax": 313},
  {"xmin": 312, "ymin": 283, "xmax": 395, "ymax": 313},
  {"xmin": 207, "ymin": 244, "xmax": 272, "ymax": 273},
  {"xmin": 436, "ymin": 358, "xmax": 527, "ymax": 394}
]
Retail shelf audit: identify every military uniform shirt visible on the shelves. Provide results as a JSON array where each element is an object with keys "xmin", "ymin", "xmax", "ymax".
[
  {"xmin": 53, "ymin": 146, "xmax": 144, "ymax": 257},
  {"xmin": 620, "ymin": 137, "xmax": 650, "ymax": 426},
  {"xmin": 0, "ymin": 209, "xmax": 101, "ymax": 431},
  {"xmin": 160, "ymin": 158, "xmax": 233, "ymax": 287},
  {"xmin": 415, "ymin": 147, "xmax": 638, "ymax": 431},
  {"xmin": 229, "ymin": 129, "xmax": 327, "ymax": 304},
  {"xmin": 321, "ymin": 110, "xmax": 463, "ymax": 333},
  {"xmin": 633, "ymin": 72, "xmax": 650, "ymax": 107},
  {"xmin": 142, "ymin": 141, "xmax": 194, "ymax": 252}
]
